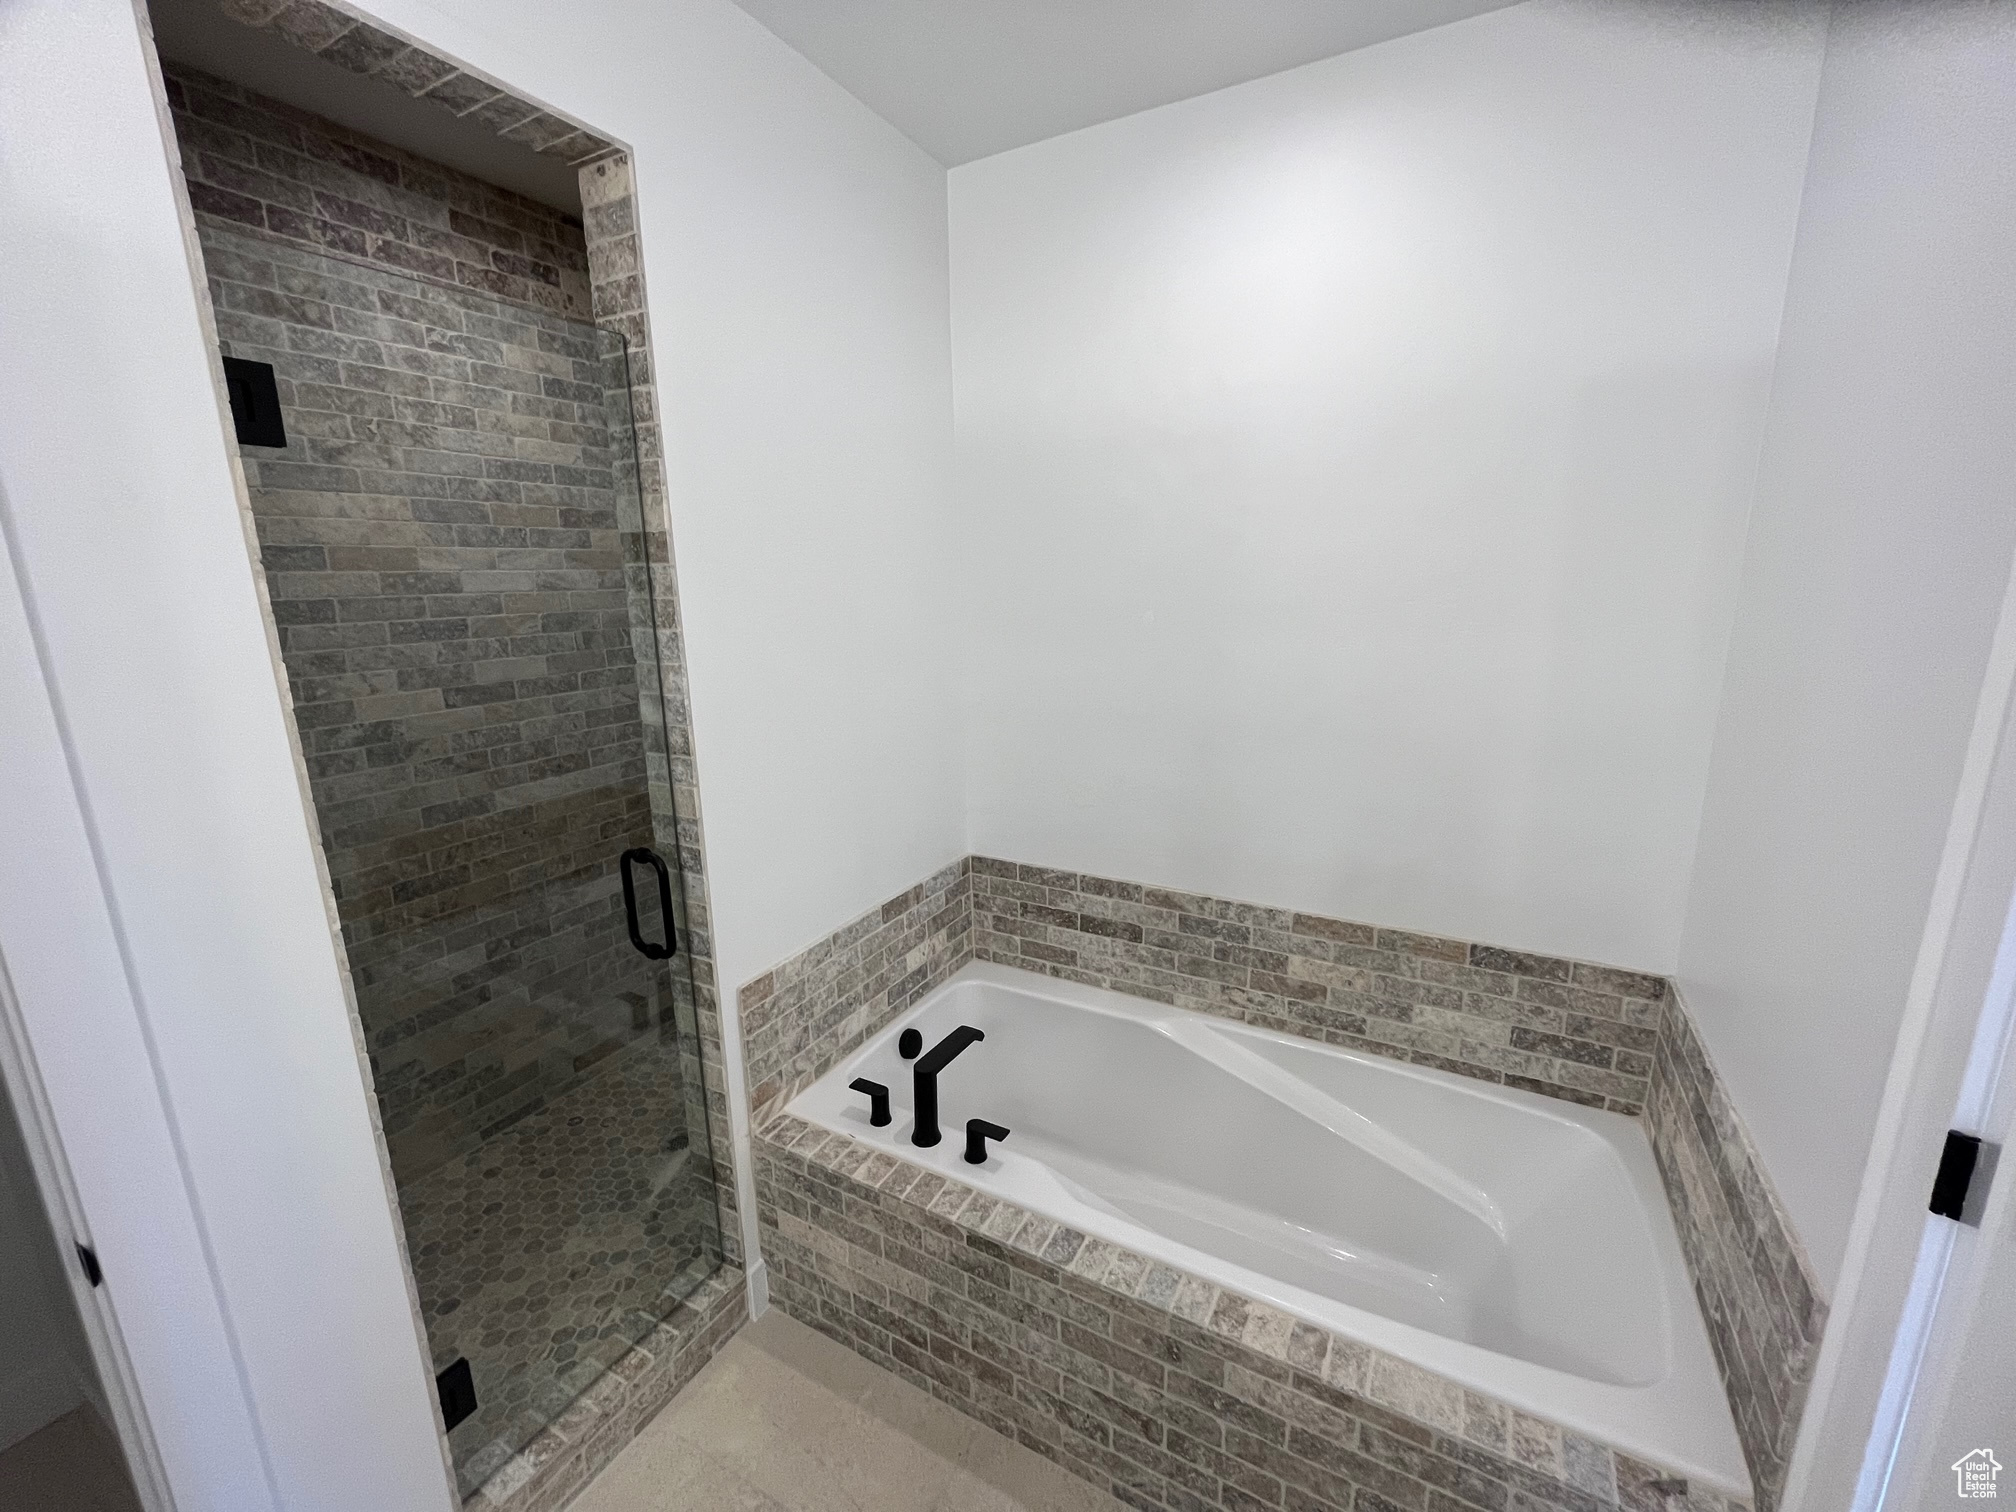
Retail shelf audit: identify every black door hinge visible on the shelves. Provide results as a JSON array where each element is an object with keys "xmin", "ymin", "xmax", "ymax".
[
  {"xmin": 75, "ymin": 1242, "xmax": 103, "ymax": 1288},
  {"xmin": 1930, "ymin": 1130, "xmax": 1987, "ymax": 1222}
]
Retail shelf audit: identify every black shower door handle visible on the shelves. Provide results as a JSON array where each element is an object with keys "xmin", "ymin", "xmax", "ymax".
[{"xmin": 620, "ymin": 847, "xmax": 678, "ymax": 961}]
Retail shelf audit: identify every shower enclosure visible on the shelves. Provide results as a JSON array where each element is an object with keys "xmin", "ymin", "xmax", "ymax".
[{"xmin": 208, "ymin": 226, "xmax": 724, "ymax": 1494}]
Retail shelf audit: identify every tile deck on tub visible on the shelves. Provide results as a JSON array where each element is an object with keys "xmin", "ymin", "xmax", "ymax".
[{"xmin": 755, "ymin": 1109, "xmax": 1751, "ymax": 1512}]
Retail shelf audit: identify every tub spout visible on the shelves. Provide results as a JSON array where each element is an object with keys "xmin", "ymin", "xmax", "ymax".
[{"xmin": 912, "ymin": 1025, "xmax": 984, "ymax": 1147}]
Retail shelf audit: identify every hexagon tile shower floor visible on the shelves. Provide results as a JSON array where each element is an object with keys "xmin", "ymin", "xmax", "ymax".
[{"xmin": 401, "ymin": 1046, "xmax": 720, "ymax": 1497}]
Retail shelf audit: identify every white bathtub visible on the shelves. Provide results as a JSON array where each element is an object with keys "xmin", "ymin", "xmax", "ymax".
[{"xmin": 787, "ymin": 961, "xmax": 1749, "ymax": 1496}]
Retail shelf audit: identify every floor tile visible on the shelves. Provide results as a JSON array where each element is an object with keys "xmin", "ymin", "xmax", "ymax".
[
  {"xmin": 569, "ymin": 1310, "xmax": 1128, "ymax": 1512},
  {"xmin": 949, "ymin": 1429, "xmax": 1132, "ymax": 1512}
]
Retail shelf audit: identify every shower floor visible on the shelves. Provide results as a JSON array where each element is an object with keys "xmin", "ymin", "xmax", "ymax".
[{"xmin": 398, "ymin": 1044, "xmax": 721, "ymax": 1498}]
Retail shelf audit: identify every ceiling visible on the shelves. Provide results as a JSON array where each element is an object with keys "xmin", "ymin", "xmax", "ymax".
[
  {"xmin": 732, "ymin": 0, "xmax": 1528, "ymax": 166},
  {"xmin": 146, "ymin": 0, "xmax": 582, "ymax": 212}
]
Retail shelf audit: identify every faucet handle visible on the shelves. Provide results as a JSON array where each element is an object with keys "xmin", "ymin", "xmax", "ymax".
[
  {"xmin": 849, "ymin": 1078, "xmax": 892, "ymax": 1127},
  {"xmin": 964, "ymin": 1118, "xmax": 1010, "ymax": 1165},
  {"xmin": 898, "ymin": 1028, "xmax": 923, "ymax": 1059}
]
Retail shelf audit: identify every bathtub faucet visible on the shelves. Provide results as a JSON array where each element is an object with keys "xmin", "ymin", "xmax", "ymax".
[{"xmin": 910, "ymin": 1025, "xmax": 984, "ymax": 1147}]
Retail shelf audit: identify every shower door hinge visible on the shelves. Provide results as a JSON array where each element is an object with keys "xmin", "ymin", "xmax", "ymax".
[
  {"xmin": 1930, "ymin": 1130, "xmax": 1994, "ymax": 1224},
  {"xmin": 75, "ymin": 1242, "xmax": 103, "ymax": 1287},
  {"xmin": 436, "ymin": 1357, "xmax": 477, "ymax": 1432}
]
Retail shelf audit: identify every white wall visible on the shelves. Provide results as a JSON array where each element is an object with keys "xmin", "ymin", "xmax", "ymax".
[
  {"xmin": 0, "ymin": 1081, "xmax": 96, "ymax": 1454},
  {"xmin": 1676, "ymin": 0, "xmax": 2016, "ymax": 1294},
  {"xmin": 949, "ymin": 0, "xmax": 1828, "ymax": 972},
  {"xmin": 1, "ymin": 0, "xmax": 962, "ymax": 1503}
]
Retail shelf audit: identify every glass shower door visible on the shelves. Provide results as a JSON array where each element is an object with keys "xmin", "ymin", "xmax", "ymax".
[{"xmin": 205, "ymin": 227, "xmax": 723, "ymax": 1494}]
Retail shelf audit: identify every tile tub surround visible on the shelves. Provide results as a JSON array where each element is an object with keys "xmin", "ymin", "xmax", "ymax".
[
  {"xmin": 740, "ymin": 858, "xmax": 976, "ymax": 1126},
  {"xmin": 754, "ymin": 1113, "xmax": 1751, "ymax": 1512},
  {"xmin": 736, "ymin": 858, "xmax": 1661, "ymax": 1146},
  {"xmin": 739, "ymin": 858, "xmax": 1826, "ymax": 1511},
  {"xmin": 465, "ymin": 1264, "xmax": 747, "ymax": 1512},
  {"xmin": 1645, "ymin": 997, "xmax": 1827, "ymax": 1512},
  {"xmin": 971, "ymin": 860, "xmax": 1663, "ymax": 1115}
]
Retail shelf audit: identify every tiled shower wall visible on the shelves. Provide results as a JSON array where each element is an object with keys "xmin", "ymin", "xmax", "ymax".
[
  {"xmin": 169, "ymin": 66, "xmax": 692, "ymax": 1189},
  {"xmin": 205, "ymin": 0, "xmax": 616, "ymax": 163},
  {"xmin": 161, "ymin": 12, "xmax": 747, "ymax": 1506},
  {"xmin": 168, "ymin": 64, "xmax": 594, "ymax": 318},
  {"xmin": 740, "ymin": 856, "xmax": 1829, "ymax": 1509}
]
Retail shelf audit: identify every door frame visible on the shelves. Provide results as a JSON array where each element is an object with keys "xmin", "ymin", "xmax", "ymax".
[
  {"xmin": 1875, "ymin": 936, "xmax": 2016, "ymax": 1507},
  {"xmin": 1783, "ymin": 547, "xmax": 2016, "ymax": 1511},
  {"xmin": 0, "ymin": 505, "xmax": 239, "ymax": 1512}
]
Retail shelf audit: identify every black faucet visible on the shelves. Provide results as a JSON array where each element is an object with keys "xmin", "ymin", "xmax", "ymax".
[
  {"xmin": 910, "ymin": 1025, "xmax": 983, "ymax": 1147},
  {"xmin": 964, "ymin": 1118, "xmax": 1009, "ymax": 1165},
  {"xmin": 848, "ymin": 1077, "xmax": 891, "ymax": 1126}
]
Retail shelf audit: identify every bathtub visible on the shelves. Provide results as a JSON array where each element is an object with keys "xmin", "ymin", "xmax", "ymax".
[{"xmin": 786, "ymin": 960, "xmax": 1749, "ymax": 1496}]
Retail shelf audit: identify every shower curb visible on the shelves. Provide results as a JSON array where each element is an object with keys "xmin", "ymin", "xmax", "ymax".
[
  {"xmin": 466, "ymin": 1263, "xmax": 747, "ymax": 1512},
  {"xmin": 753, "ymin": 1110, "xmax": 1753, "ymax": 1512}
]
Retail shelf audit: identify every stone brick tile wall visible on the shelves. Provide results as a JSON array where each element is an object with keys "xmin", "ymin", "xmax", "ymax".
[
  {"xmin": 164, "ymin": 20, "xmax": 742, "ymax": 1255},
  {"xmin": 203, "ymin": 0, "xmax": 614, "ymax": 165},
  {"xmin": 167, "ymin": 63, "xmax": 595, "ymax": 318},
  {"xmin": 970, "ymin": 859, "xmax": 1663, "ymax": 1114},
  {"xmin": 1646, "ymin": 996, "xmax": 1826, "ymax": 1512},
  {"xmin": 166, "ymin": 55, "xmax": 721, "ymax": 1191},
  {"xmin": 195, "ymin": 212, "xmax": 680, "ymax": 1183},
  {"xmin": 755, "ymin": 1116, "xmax": 1749, "ymax": 1512},
  {"xmin": 740, "ymin": 856, "xmax": 1830, "ymax": 1511},
  {"xmin": 161, "ymin": 13, "xmax": 749, "ymax": 1506},
  {"xmin": 739, "ymin": 859, "xmax": 975, "ymax": 1126}
]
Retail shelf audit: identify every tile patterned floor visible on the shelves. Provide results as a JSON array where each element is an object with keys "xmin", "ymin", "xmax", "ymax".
[
  {"xmin": 398, "ymin": 1042, "xmax": 724, "ymax": 1498},
  {"xmin": 571, "ymin": 1309, "xmax": 1129, "ymax": 1512}
]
